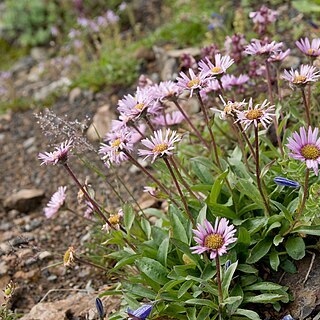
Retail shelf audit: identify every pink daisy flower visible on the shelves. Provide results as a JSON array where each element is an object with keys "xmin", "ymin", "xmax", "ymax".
[
  {"xmin": 44, "ymin": 186, "xmax": 67, "ymax": 218},
  {"xmin": 138, "ymin": 129, "xmax": 181, "ymax": 162},
  {"xmin": 99, "ymin": 128, "xmax": 133, "ymax": 167},
  {"xmin": 268, "ymin": 48, "xmax": 291, "ymax": 63},
  {"xmin": 154, "ymin": 81, "xmax": 180, "ymax": 101},
  {"xmin": 282, "ymin": 64, "xmax": 320, "ymax": 88},
  {"xmin": 176, "ymin": 69, "xmax": 206, "ymax": 97},
  {"xmin": 198, "ymin": 54, "xmax": 234, "ymax": 78},
  {"xmin": 236, "ymin": 98, "xmax": 275, "ymax": 130},
  {"xmin": 286, "ymin": 126, "xmax": 320, "ymax": 176},
  {"xmin": 152, "ymin": 111, "xmax": 184, "ymax": 127},
  {"xmin": 38, "ymin": 140, "xmax": 73, "ymax": 165},
  {"xmin": 191, "ymin": 218, "xmax": 237, "ymax": 259},
  {"xmin": 117, "ymin": 87, "xmax": 156, "ymax": 121},
  {"xmin": 245, "ymin": 39, "xmax": 283, "ymax": 56},
  {"xmin": 211, "ymin": 96, "xmax": 247, "ymax": 120},
  {"xmin": 296, "ymin": 38, "xmax": 320, "ymax": 57}
]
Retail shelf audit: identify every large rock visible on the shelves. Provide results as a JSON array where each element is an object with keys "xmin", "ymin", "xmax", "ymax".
[
  {"xmin": 34, "ymin": 77, "xmax": 71, "ymax": 101},
  {"xmin": 3, "ymin": 189, "xmax": 45, "ymax": 212},
  {"xmin": 86, "ymin": 104, "xmax": 115, "ymax": 141}
]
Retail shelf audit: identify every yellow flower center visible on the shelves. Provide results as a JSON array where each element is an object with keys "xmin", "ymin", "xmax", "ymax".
[
  {"xmin": 293, "ymin": 75, "xmax": 307, "ymax": 84},
  {"xmin": 204, "ymin": 234, "xmax": 224, "ymax": 250},
  {"xmin": 109, "ymin": 214, "xmax": 120, "ymax": 225},
  {"xmin": 152, "ymin": 143, "xmax": 168, "ymax": 153},
  {"xmin": 211, "ymin": 66, "xmax": 222, "ymax": 74},
  {"xmin": 307, "ymin": 48, "xmax": 316, "ymax": 55},
  {"xmin": 301, "ymin": 144, "xmax": 320, "ymax": 160},
  {"xmin": 245, "ymin": 109, "xmax": 263, "ymax": 120},
  {"xmin": 64, "ymin": 247, "xmax": 75, "ymax": 266},
  {"xmin": 187, "ymin": 78, "xmax": 200, "ymax": 88},
  {"xmin": 111, "ymin": 138, "xmax": 121, "ymax": 148},
  {"xmin": 135, "ymin": 103, "xmax": 145, "ymax": 110}
]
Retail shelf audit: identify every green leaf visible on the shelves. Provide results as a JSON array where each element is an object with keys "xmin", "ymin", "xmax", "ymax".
[
  {"xmin": 141, "ymin": 219, "xmax": 151, "ymax": 239},
  {"xmin": 187, "ymin": 307, "xmax": 197, "ymax": 320},
  {"xmin": 292, "ymin": 225, "xmax": 320, "ymax": 236},
  {"xmin": 157, "ymin": 237, "xmax": 169, "ymax": 267},
  {"xmin": 197, "ymin": 306, "xmax": 212, "ymax": 320},
  {"xmin": 246, "ymin": 238, "xmax": 273, "ymax": 264},
  {"xmin": 237, "ymin": 264, "xmax": 258, "ymax": 275},
  {"xmin": 285, "ymin": 237, "xmax": 305, "ymax": 260},
  {"xmin": 123, "ymin": 203, "xmax": 135, "ymax": 230},
  {"xmin": 237, "ymin": 227, "xmax": 251, "ymax": 245},
  {"xmin": 135, "ymin": 257, "xmax": 168, "ymax": 285},
  {"xmin": 222, "ymin": 261, "xmax": 238, "ymax": 299},
  {"xmin": 234, "ymin": 308, "xmax": 262, "ymax": 320},
  {"xmin": 237, "ymin": 179, "xmax": 264, "ymax": 208},
  {"xmin": 178, "ymin": 280, "xmax": 194, "ymax": 298},
  {"xmin": 123, "ymin": 283, "xmax": 156, "ymax": 299},
  {"xmin": 244, "ymin": 282, "xmax": 283, "ymax": 291},
  {"xmin": 171, "ymin": 238, "xmax": 202, "ymax": 268},
  {"xmin": 209, "ymin": 169, "xmax": 229, "ymax": 204},
  {"xmin": 270, "ymin": 200, "xmax": 293, "ymax": 222},
  {"xmin": 243, "ymin": 294, "xmax": 286, "ymax": 304},
  {"xmin": 170, "ymin": 212, "xmax": 189, "ymax": 244},
  {"xmin": 185, "ymin": 299, "xmax": 218, "ymax": 310},
  {"xmin": 190, "ymin": 158, "xmax": 214, "ymax": 184},
  {"xmin": 112, "ymin": 254, "xmax": 141, "ymax": 271},
  {"xmin": 197, "ymin": 204, "xmax": 207, "ymax": 225},
  {"xmin": 280, "ymin": 259, "xmax": 297, "ymax": 273},
  {"xmin": 208, "ymin": 203, "xmax": 237, "ymax": 219},
  {"xmin": 269, "ymin": 250, "xmax": 280, "ymax": 271},
  {"xmin": 273, "ymin": 235, "xmax": 284, "ymax": 246}
]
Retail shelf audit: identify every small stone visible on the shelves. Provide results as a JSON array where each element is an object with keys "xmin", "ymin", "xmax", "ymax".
[
  {"xmin": 69, "ymin": 87, "xmax": 82, "ymax": 104},
  {"xmin": 23, "ymin": 220, "xmax": 42, "ymax": 232},
  {"xmin": 38, "ymin": 251, "xmax": 52, "ymax": 261},
  {"xmin": 86, "ymin": 104, "xmax": 115, "ymax": 142},
  {"xmin": 0, "ymin": 222, "xmax": 12, "ymax": 231},
  {"xmin": 0, "ymin": 261, "xmax": 8, "ymax": 276},
  {"xmin": 34, "ymin": 77, "xmax": 71, "ymax": 101},
  {"xmin": 23, "ymin": 137, "xmax": 36, "ymax": 149},
  {"xmin": 30, "ymin": 47, "xmax": 47, "ymax": 62},
  {"xmin": 47, "ymin": 275, "xmax": 57, "ymax": 282},
  {"xmin": 161, "ymin": 58, "xmax": 177, "ymax": 81},
  {"xmin": 4, "ymin": 188, "xmax": 45, "ymax": 212}
]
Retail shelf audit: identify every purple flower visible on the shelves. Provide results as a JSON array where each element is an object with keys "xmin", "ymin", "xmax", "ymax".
[
  {"xmin": 268, "ymin": 49, "xmax": 291, "ymax": 63},
  {"xmin": 236, "ymin": 98, "xmax": 275, "ymax": 130},
  {"xmin": 38, "ymin": 140, "xmax": 73, "ymax": 165},
  {"xmin": 152, "ymin": 111, "xmax": 184, "ymax": 127},
  {"xmin": 211, "ymin": 97, "xmax": 247, "ymax": 120},
  {"xmin": 286, "ymin": 126, "xmax": 320, "ymax": 176},
  {"xmin": 245, "ymin": 39, "xmax": 283, "ymax": 56},
  {"xmin": 138, "ymin": 129, "xmax": 181, "ymax": 162},
  {"xmin": 95, "ymin": 298, "xmax": 104, "ymax": 319},
  {"xmin": 44, "ymin": 186, "xmax": 67, "ymax": 218},
  {"xmin": 105, "ymin": 10, "xmax": 119, "ymax": 24},
  {"xmin": 282, "ymin": 65, "xmax": 320, "ymax": 88},
  {"xmin": 155, "ymin": 81, "xmax": 180, "ymax": 101},
  {"xmin": 176, "ymin": 69, "xmax": 206, "ymax": 97},
  {"xmin": 191, "ymin": 218, "xmax": 237, "ymax": 259},
  {"xmin": 296, "ymin": 38, "xmax": 320, "ymax": 57},
  {"xmin": 99, "ymin": 128, "xmax": 133, "ymax": 167},
  {"xmin": 127, "ymin": 305, "xmax": 153, "ymax": 320},
  {"xmin": 274, "ymin": 177, "xmax": 300, "ymax": 188},
  {"xmin": 198, "ymin": 54, "xmax": 234, "ymax": 78},
  {"xmin": 118, "ymin": 88, "xmax": 156, "ymax": 121}
]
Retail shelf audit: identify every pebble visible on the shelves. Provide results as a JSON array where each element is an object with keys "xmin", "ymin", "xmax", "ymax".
[
  {"xmin": 38, "ymin": 251, "xmax": 52, "ymax": 261},
  {"xmin": 23, "ymin": 220, "xmax": 42, "ymax": 232},
  {"xmin": 23, "ymin": 137, "xmax": 36, "ymax": 149},
  {"xmin": 47, "ymin": 275, "xmax": 57, "ymax": 282}
]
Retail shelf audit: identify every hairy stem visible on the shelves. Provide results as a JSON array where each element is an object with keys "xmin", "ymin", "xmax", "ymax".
[
  {"xmin": 254, "ymin": 127, "xmax": 270, "ymax": 216},
  {"xmin": 301, "ymin": 88, "xmax": 311, "ymax": 127},
  {"xmin": 163, "ymin": 157, "xmax": 195, "ymax": 226}
]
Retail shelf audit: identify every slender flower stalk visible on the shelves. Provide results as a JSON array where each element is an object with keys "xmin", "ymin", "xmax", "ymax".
[
  {"xmin": 254, "ymin": 127, "xmax": 270, "ymax": 216},
  {"xmin": 63, "ymin": 163, "xmax": 136, "ymax": 252},
  {"xmin": 172, "ymin": 99, "xmax": 211, "ymax": 150},
  {"xmin": 124, "ymin": 150, "xmax": 179, "ymax": 207},
  {"xmin": 163, "ymin": 157, "xmax": 195, "ymax": 226},
  {"xmin": 235, "ymin": 121, "xmax": 256, "ymax": 162},
  {"xmin": 215, "ymin": 255, "xmax": 223, "ymax": 305},
  {"xmin": 301, "ymin": 88, "xmax": 311, "ymax": 126},
  {"xmin": 196, "ymin": 92, "xmax": 221, "ymax": 168},
  {"xmin": 296, "ymin": 169, "xmax": 309, "ymax": 221},
  {"xmin": 169, "ymin": 157, "xmax": 200, "ymax": 200},
  {"xmin": 265, "ymin": 59, "xmax": 284, "ymax": 156}
]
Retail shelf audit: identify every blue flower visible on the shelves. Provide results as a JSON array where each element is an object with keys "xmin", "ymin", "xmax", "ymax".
[
  {"xmin": 127, "ymin": 305, "xmax": 153, "ymax": 320},
  {"xmin": 95, "ymin": 298, "xmax": 104, "ymax": 319},
  {"xmin": 274, "ymin": 177, "xmax": 300, "ymax": 188},
  {"xmin": 225, "ymin": 260, "xmax": 232, "ymax": 270},
  {"xmin": 282, "ymin": 315, "xmax": 294, "ymax": 320}
]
